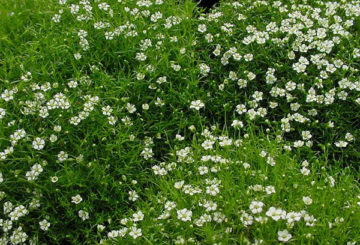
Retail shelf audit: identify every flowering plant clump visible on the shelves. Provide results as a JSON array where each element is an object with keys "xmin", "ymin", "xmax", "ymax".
[
  {"xmin": 0, "ymin": 0, "xmax": 360, "ymax": 244},
  {"xmin": 147, "ymin": 129, "xmax": 360, "ymax": 244}
]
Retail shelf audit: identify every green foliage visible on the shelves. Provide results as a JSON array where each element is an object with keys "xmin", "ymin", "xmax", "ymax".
[{"xmin": 0, "ymin": 0, "xmax": 360, "ymax": 244}]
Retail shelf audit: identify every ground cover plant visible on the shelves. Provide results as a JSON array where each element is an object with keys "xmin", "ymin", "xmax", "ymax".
[{"xmin": 0, "ymin": 0, "xmax": 360, "ymax": 244}]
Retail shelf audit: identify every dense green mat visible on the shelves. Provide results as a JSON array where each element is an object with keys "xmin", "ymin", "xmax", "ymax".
[{"xmin": 0, "ymin": 0, "xmax": 360, "ymax": 244}]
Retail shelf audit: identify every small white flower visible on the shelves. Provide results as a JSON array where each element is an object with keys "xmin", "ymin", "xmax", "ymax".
[
  {"xmin": 266, "ymin": 207, "xmax": 286, "ymax": 221},
  {"xmin": 198, "ymin": 24, "xmax": 207, "ymax": 33},
  {"xmin": 175, "ymin": 134, "xmax": 184, "ymax": 141},
  {"xmin": 74, "ymin": 53, "xmax": 82, "ymax": 60},
  {"xmin": 108, "ymin": 116, "xmax": 117, "ymax": 125},
  {"xmin": 96, "ymin": 224, "xmax": 105, "ymax": 232},
  {"xmin": 51, "ymin": 176, "xmax": 58, "ymax": 183},
  {"xmin": 129, "ymin": 190, "xmax": 139, "ymax": 201},
  {"xmin": 198, "ymin": 166, "xmax": 208, "ymax": 175},
  {"xmin": 249, "ymin": 201, "xmax": 264, "ymax": 214},
  {"xmin": 300, "ymin": 167, "xmax": 310, "ymax": 176},
  {"xmin": 278, "ymin": 229, "xmax": 292, "ymax": 242},
  {"xmin": 177, "ymin": 208, "xmax": 192, "ymax": 222},
  {"xmin": 68, "ymin": 80, "xmax": 78, "ymax": 88},
  {"xmin": 206, "ymin": 184, "xmax": 220, "ymax": 196},
  {"xmin": 265, "ymin": 185, "xmax": 275, "ymax": 194},
  {"xmin": 335, "ymin": 140, "xmax": 348, "ymax": 148},
  {"xmin": 303, "ymin": 196, "xmax": 313, "ymax": 205},
  {"xmin": 244, "ymin": 53, "xmax": 253, "ymax": 61},
  {"xmin": 39, "ymin": 219, "xmax": 50, "ymax": 231},
  {"xmin": 0, "ymin": 108, "xmax": 5, "ymax": 119},
  {"xmin": 71, "ymin": 194, "xmax": 83, "ymax": 204},
  {"xmin": 199, "ymin": 63, "xmax": 210, "ymax": 76},
  {"xmin": 142, "ymin": 103, "xmax": 149, "ymax": 110},
  {"xmin": 190, "ymin": 100, "xmax": 204, "ymax": 110},
  {"xmin": 57, "ymin": 151, "xmax": 68, "ymax": 162},
  {"xmin": 345, "ymin": 133, "xmax": 354, "ymax": 142},
  {"xmin": 132, "ymin": 211, "xmax": 144, "ymax": 222},
  {"xmin": 32, "ymin": 137, "xmax": 45, "ymax": 150},
  {"xmin": 126, "ymin": 103, "xmax": 136, "ymax": 113},
  {"xmin": 135, "ymin": 52, "xmax": 147, "ymax": 61},
  {"xmin": 286, "ymin": 212, "xmax": 302, "ymax": 223},
  {"xmin": 78, "ymin": 210, "xmax": 89, "ymax": 221},
  {"xmin": 49, "ymin": 134, "xmax": 58, "ymax": 143},
  {"xmin": 231, "ymin": 120, "xmax": 244, "ymax": 128},
  {"xmin": 201, "ymin": 140, "xmax": 214, "ymax": 150},
  {"xmin": 129, "ymin": 226, "xmax": 142, "ymax": 239},
  {"xmin": 174, "ymin": 181, "xmax": 185, "ymax": 189}
]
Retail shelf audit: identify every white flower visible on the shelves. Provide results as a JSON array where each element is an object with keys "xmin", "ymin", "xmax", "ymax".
[
  {"xmin": 244, "ymin": 53, "xmax": 253, "ymax": 61},
  {"xmin": 1, "ymin": 89, "xmax": 14, "ymax": 101},
  {"xmin": 213, "ymin": 212, "xmax": 225, "ymax": 223},
  {"xmin": 206, "ymin": 184, "xmax": 220, "ymax": 196},
  {"xmin": 165, "ymin": 201, "xmax": 176, "ymax": 211},
  {"xmin": 142, "ymin": 103, "xmax": 149, "ymax": 110},
  {"xmin": 32, "ymin": 137, "xmax": 45, "ymax": 150},
  {"xmin": 71, "ymin": 194, "xmax": 83, "ymax": 204},
  {"xmin": 175, "ymin": 134, "xmax": 184, "ymax": 141},
  {"xmin": 190, "ymin": 100, "xmax": 205, "ymax": 110},
  {"xmin": 9, "ymin": 205, "xmax": 28, "ymax": 221},
  {"xmin": 68, "ymin": 80, "xmax": 78, "ymax": 88},
  {"xmin": 49, "ymin": 134, "xmax": 58, "ymax": 143},
  {"xmin": 266, "ymin": 207, "xmax": 286, "ymax": 221},
  {"xmin": 265, "ymin": 185, "xmax": 275, "ymax": 194},
  {"xmin": 174, "ymin": 181, "xmax": 184, "ymax": 189},
  {"xmin": 132, "ymin": 211, "xmax": 144, "ymax": 222},
  {"xmin": 231, "ymin": 120, "xmax": 244, "ymax": 128},
  {"xmin": 51, "ymin": 176, "xmax": 58, "ymax": 183},
  {"xmin": 102, "ymin": 106, "xmax": 113, "ymax": 116},
  {"xmin": 78, "ymin": 210, "xmax": 89, "ymax": 221},
  {"xmin": 74, "ymin": 53, "xmax": 82, "ymax": 60},
  {"xmin": 135, "ymin": 52, "xmax": 147, "ymax": 61},
  {"xmin": 126, "ymin": 103, "xmax": 136, "ymax": 113},
  {"xmin": 303, "ymin": 196, "xmax": 313, "ymax": 205},
  {"xmin": 108, "ymin": 116, "xmax": 117, "ymax": 125},
  {"xmin": 204, "ymin": 201, "xmax": 217, "ymax": 212},
  {"xmin": 278, "ymin": 229, "xmax": 292, "ymax": 242},
  {"xmin": 129, "ymin": 190, "xmax": 139, "ymax": 201},
  {"xmin": 335, "ymin": 141, "xmax": 348, "ymax": 148},
  {"xmin": 54, "ymin": 125, "xmax": 62, "ymax": 132},
  {"xmin": 9, "ymin": 227, "xmax": 27, "ymax": 244},
  {"xmin": 201, "ymin": 140, "xmax": 214, "ymax": 150},
  {"xmin": 198, "ymin": 24, "xmax": 207, "ymax": 33},
  {"xmin": 199, "ymin": 63, "xmax": 210, "ymax": 76},
  {"xmin": 26, "ymin": 164, "xmax": 43, "ymax": 181},
  {"xmin": 0, "ymin": 108, "xmax": 5, "ymax": 119},
  {"xmin": 39, "ymin": 219, "xmax": 50, "ymax": 231},
  {"xmin": 57, "ymin": 151, "xmax": 68, "ymax": 162},
  {"xmin": 266, "ymin": 156, "xmax": 276, "ymax": 166},
  {"xmin": 345, "ymin": 133, "xmax": 354, "ymax": 141},
  {"xmin": 249, "ymin": 201, "xmax": 264, "ymax": 214},
  {"xmin": 108, "ymin": 229, "xmax": 119, "ymax": 239},
  {"xmin": 98, "ymin": 2, "xmax": 110, "ymax": 11},
  {"xmin": 140, "ymin": 147, "xmax": 153, "ymax": 160},
  {"xmin": 129, "ymin": 226, "xmax": 142, "ymax": 239},
  {"xmin": 97, "ymin": 224, "xmax": 105, "ymax": 232},
  {"xmin": 302, "ymin": 131, "xmax": 312, "ymax": 140},
  {"xmin": 198, "ymin": 166, "xmax": 208, "ymax": 175},
  {"xmin": 177, "ymin": 208, "xmax": 192, "ymax": 221},
  {"xmin": 286, "ymin": 212, "xmax": 302, "ymax": 223},
  {"xmin": 240, "ymin": 212, "xmax": 253, "ymax": 226},
  {"xmin": 300, "ymin": 167, "xmax": 310, "ymax": 176}
]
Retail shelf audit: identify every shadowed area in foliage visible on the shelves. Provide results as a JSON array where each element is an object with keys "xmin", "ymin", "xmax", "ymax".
[{"xmin": 197, "ymin": 0, "xmax": 220, "ymax": 12}]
